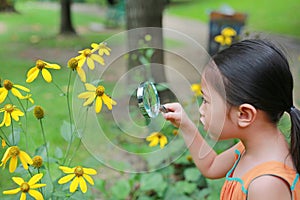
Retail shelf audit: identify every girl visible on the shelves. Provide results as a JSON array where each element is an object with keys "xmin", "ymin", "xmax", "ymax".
[{"xmin": 162, "ymin": 39, "xmax": 300, "ymax": 199}]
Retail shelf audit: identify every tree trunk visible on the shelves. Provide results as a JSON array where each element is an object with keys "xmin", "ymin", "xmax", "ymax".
[
  {"xmin": 60, "ymin": 0, "xmax": 76, "ymax": 35},
  {"xmin": 126, "ymin": 0, "xmax": 166, "ymax": 83},
  {"xmin": 0, "ymin": 0, "xmax": 16, "ymax": 12}
]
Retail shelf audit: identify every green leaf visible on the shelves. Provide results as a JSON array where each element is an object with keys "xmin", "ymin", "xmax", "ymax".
[
  {"xmin": 164, "ymin": 187, "xmax": 194, "ymax": 200},
  {"xmin": 110, "ymin": 179, "xmax": 131, "ymax": 199},
  {"xmin": 140, "ymin": 172, "xmax": 167, "ymax": 197},
  {"xmin": 60, "ymin": 120, "xmax": 75, "ymax": 142},
  {"xmin": 175, "ymin": 181, "xmax": 197, "ymax": 195},
  {"xmin": 145, "ymin": 48, "xmax": 154, "ymax": 59},
  {"xmin": 184, "ymin": 167, "xmax": 201, "ymax": 182},
  {"xmin": 139, "ymin": 55, "xmax": 150, "ymax": 65},
  {"xmin": 55, "ymin": 147, "xmax": 63, "ymax": 159}
]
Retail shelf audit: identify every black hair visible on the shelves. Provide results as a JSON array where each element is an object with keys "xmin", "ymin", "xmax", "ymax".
[{"xmin": 210, "ymin": 39, "xmax": 300, "ymax": 173}]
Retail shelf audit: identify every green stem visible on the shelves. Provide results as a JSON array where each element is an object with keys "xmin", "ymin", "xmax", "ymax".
[
  {"xmin": 63, "ymin": 70, "xmax": 74, "ymax": 166},
  {"xmin": 17, "ymin": 98, "xmax": 29, "ymax": 151},
  {"xmin": 11, "ymin": 119, "xmax": 15, "ymax": 145},
  {"xmin": 68, "ymin": 107, "xmax": 88, "ymax": 166},
  {"xmin": 39, "ymin": 119, "xmax": 53, "ymax": 180},
  {"xmin": 51, "ymin": 80, "xmax": 66, "ymax": 96},
  {"xmin": 0, "ymin": 128, "xmax": 10, "ymax": 146}
]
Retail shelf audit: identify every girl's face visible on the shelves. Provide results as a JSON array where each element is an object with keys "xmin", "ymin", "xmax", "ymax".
[{"xmin": 199, "ymin": 75, "xmax": 236, "ymax": 140}]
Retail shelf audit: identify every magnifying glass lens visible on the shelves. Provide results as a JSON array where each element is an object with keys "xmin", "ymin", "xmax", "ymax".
[{"xmin": 143, "ymin": 82, "xmax": 160, "ymax": 118}]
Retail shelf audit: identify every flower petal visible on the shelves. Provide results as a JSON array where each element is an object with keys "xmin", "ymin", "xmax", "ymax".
[
  {"xmin": 58, "ymin": 174, "xmax": 75, "ymax": 184},
  {"xmin": 78, "ymin": 92, "xmax": 94, "ymax": 99},
  {"xmin": 4, "ymin": 112, "xmax": 11, "ymax": 127},
  {"xmin": 13, "ymin": 84, "xmax": 30, "ymax": 92},
  {"xmin": 1, "ymin": 147, "xmax": 11, "ymax": 164},
  {"xmin": 11, "ymin": 88, "xmax": 24, "ymax": 99},
  {"xmin": 83, "ymin": 168, "xmax": 97, "ymax": 175},
  {"xmin": 79, "ymin": 176, "xmax": 87, "ymax": 193},
  {"xmin": 12, "ymin": 177, "xmax": 25, "ymax": 185},
  {"xmin": 11, "ymin": 110, "xmax": 25, "ymax": 122},
  {"xmin": 28, "ymin": 173, "xmax": 43, "ymax": 185},
  {"xmin": 9, "ymin": 156, "xmax": 18, "ymax": 173},
  {"xmin": 0, "ymin": 89, "xmax": 8, "ymax": 104},
  {"xmin": 0, "ymin": 112, "xmax": 7, "ymax": 127},
  {"xmin": 70, "ymin": 177, "xmax": 79, "ymax": 193},
  {"xmin": 85, "ymin": 83, "xmax": 96, "ymax": 91},
  {"xmin": 41, "ymin": 69, "xmax": 52, "ymax": 83},
  {"xmin": 148, "ymin": 137, "xmax": 159, "ymax": 147},
  {"xmin": 44, "ymin": 62, "xmax": 61, "ymax": 69},
  {"xmin": 83, "ymin": 174, "xmax": 94, "ymax": 185},
  {"xmin": 95, "ymin": 97, "xmax": 102, "ymax": 113},
  {"xmin": 19, "ymin": 151, "xmax": 33, "ymax": 169},
  {"xmin": 27, "ymin": 67, "xmax": 38, "ymax": 77},
  {"xmin": 91, "ymin": 54, "xmax": 105, "ymax": 65},
  {"xmin": 77, "ymin": 56, "xmax": 86, "ymax": 68},
  {"xmin": 83, "ymin": 96, "xmax": 96, "ymax": 107},
  {"xmin": 3, "ymin": 188, "xmax": 21, "ymax": 194},
  {"xmin": 26, "ymin": 68, "xmax": 40, "ymax": 83},
  {"xmin": 30, "ymin": 183, "xmax": 47, "ymax": 189},
  {"xmin": 20, "ymin": 192, "xmax": 26, "ymax": 200},
  {"xmin": 76, "ymin": 67, "xmax": 86, "ymax": 83},
  {"xmin": 86, "ymin": 57, "xmax": 95, "ymax": 70},
  {"xmin": 102, "ymin": 94, "xmax": 117, "ymax": 110},
  {"xmin": 28, "ymin": 189, "xmax": 44, "ymax": 200},
  {"xmin": 214, "ymin": 35, "xmax": 225, "ymax": 45},
  {"xmin": 59, "ymin": 166, "xmax": 75, "ymax": 173},
  {"xmin": 160, "ymin": 136, "xmax": 168, "ymax": 149}
]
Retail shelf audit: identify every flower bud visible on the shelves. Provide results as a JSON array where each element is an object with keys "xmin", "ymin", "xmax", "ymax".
[
  {"xmin": 32, "ymin": 156, "xmax": 43, "ymax": 168},
  {"xmin": 34, "ymin": 106, "xmax": 44, "ymax": 119}
]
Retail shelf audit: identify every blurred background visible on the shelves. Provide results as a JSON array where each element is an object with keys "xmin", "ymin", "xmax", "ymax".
[{"xmin": 0, "ymin": 0, "xmax": 300, "ymax": 199}]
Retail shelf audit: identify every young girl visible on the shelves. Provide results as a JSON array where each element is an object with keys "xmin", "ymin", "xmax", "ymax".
[{"xmin": 162, "ymin": 39, "xmax": 300, "ymax": 199}]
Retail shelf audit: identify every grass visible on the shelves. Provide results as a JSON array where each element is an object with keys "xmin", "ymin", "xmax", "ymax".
[
  {"xmin": 166, "ymin": 0, "xmax": 300, "ymax": 38},
  {"xmin": 0, "ymin": 1, "xmax": 297, "ymax": 199}
]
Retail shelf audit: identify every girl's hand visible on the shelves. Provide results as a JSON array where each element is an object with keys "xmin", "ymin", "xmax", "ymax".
[{"xmin": 161, "ymin": 103, "xmax": 192, "ymax": 129}]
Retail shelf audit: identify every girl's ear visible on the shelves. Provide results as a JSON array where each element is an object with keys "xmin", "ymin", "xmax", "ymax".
[{"xmin": 237, "ymin": 104, "xmax": 257, "ymax": 128}]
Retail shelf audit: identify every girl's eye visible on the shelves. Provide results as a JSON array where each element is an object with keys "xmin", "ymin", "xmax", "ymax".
[{"xmin": 201, "ymin": 97, "xmax": 208, "ymax": 104}]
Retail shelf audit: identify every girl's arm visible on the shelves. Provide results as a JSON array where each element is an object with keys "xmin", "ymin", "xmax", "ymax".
[{"xmin": 162, "ymin": 102, "xmax": 238, "ymax": 179}]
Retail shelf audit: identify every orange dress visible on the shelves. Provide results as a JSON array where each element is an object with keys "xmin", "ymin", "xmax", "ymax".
[{"xmin": 220, "ymin": 142, "xmax": 300, "ymax": 200}]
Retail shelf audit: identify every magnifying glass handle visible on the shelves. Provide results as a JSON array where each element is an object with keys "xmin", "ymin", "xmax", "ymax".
[{"xmin": 159, "ymin": 105, "xmax": 170, "ymax": 113}]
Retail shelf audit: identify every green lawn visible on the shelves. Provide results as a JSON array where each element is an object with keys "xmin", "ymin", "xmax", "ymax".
[
  {"xmin": 166, "ymin": 0, "xmax": 300, "ymax": 38},
  {"xmin": 0, "ymin": 1, "xmax": 296, "ymax": 199}
]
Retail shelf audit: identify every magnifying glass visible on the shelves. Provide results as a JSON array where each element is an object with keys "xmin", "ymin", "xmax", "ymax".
[{"xmin": 137, "ymin": 81, "xmax": 169, "ymax": 118}]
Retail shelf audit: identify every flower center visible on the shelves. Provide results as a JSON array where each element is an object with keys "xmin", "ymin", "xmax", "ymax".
[
  {"xmin": 36, "ymin": 60, "xmax": 46, "ymax": 70},
  {"xmin": 74, "ymin": 166, "xmax": 84, "ymax": 177},
  {"xmin": 83, "ymin": 49, "xmax": 92, "ymax": 57},
  {"xmin": 32, "ymin": 156, "xmax": 43, "ymax": 168},
  {"xmin": 20, "ymin": 182, "xmax": 30, "ymax": 193},
  {"xmin": 68, "ymin": 58, "xmax": 78, "ymax": 70},
  {"xmin": 4, "ymin": 104, "xmax": 14, "ymax": 113},
  {"xmin": 3, "ymin": 80, "xmax": 13, "ymax": 90},
  {"xmin": 9, "ymin": 146, "xmax": 20, "ymax": 157},
  {"xmin": 96, "ymin": 86, "xmax": 105, "ymax": 96}
]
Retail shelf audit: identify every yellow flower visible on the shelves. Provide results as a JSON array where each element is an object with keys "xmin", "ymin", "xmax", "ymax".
[
  {"xmin": 58, "ymin": 166, "xmax": 97, "ymax": 193},
  {"xmin": 214, "ymin": 27, "xmax": 237, "ymax": 46},
  {"xmin": 18, "ymin": 94, "xmax": 34, "ymax": 104},
  {"xmin": 191, "ymin": 83, "xmax": 202, "ymax": 96},
  {"xmin": 78, "ymin": 83, "xmax": 117, "ymax": 113},
  {"xmin": 68, "ymin": 57, "xmax": 86, "ymax": 82},
  {"xmin": 2, "ymin": 139, "xmax": 6, "ymax": 148},
  {"xmin": 0, "ymin": 104, "xmax": 24, "ymax": 127},
  {"xmin": 3, "ymin": 173, "xmax": 46, "ymax": 200},
  {"xmin": 91, "ymin": 42, "xmax": 111, "ymax": 56},
  {"xmin": 0, "ymin": 146, "xmax": 33, "ymax": 173},
  {"xmin": 172, "ymin": 129, "xmax": 179, "ymax": 136},
  {"xmin": 146, "ymin": 132, "xmax": 168, "ymax": 149},
  {"xmin": 76, "ymin": 48, "xmax": 105, "ymax": 70},
  {"xmin": 26, "ymin": 59, "xmax": 61, "ymax": 83},
  {"xmin": 0, "ymin": 79, "xmax": 30, "ymax": 104}
]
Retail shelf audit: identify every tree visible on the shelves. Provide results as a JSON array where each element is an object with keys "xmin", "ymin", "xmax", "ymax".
[
  {"xmin": 60, "ymin": 0, "xmax": 76, "ymax": 35},
  {"xmin": 0, "ymin": 0, "xmax": 16, "ymax": 12}
]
